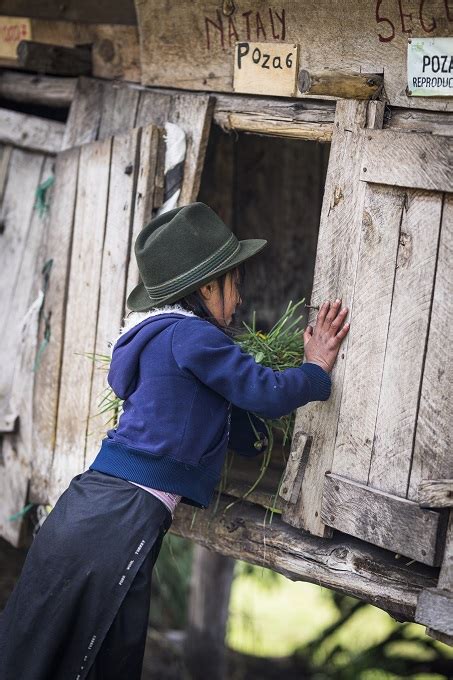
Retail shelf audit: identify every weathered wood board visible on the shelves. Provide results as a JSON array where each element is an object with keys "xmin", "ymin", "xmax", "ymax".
[
  {"xmin": 0, "ymin": 145, "xmax": 53, "ymax": 546},
  {"xmin": 281, "ymin": 111, "xmax": 452, "ymax": 573},
  {"xmin": 134, "ymin": 0, "xmax": 453, "ymax": 111},
  {"xmin": 171, "ymin": 496, "xmax": 438, "ymax": 623},
  {"xmin": 64, "ymin": 77, "xmax": 214, "ymax": 208},
  {"xmin": 47, "ymin": 124, "xmax": 164, "ymax": 506},
  {"xmin": 282, "ymin": 100, "xmax": 385, "ymax": 536}
]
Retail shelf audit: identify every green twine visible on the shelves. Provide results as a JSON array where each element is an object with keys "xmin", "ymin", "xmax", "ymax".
[
  {"xmin": 9, "ymin": 503, "xmax": 34, "ymax": 522},
  {"xmin": 34, "ymin": 175, "xmax": 54, "ymax": 218},
  {"xmin": 33, "ymin": 258, "xmax": 53, "ymax": 372}
]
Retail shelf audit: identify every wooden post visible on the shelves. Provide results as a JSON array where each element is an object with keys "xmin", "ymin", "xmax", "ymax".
[
  {"xmin": 298, "ymin": 70, "xmax": 383, "ymax": 99},
  {"xmin": 184, "ymin": 545, "xmax": 235, "ymax": 680}
]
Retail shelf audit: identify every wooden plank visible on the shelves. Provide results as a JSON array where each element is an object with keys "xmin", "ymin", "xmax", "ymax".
[
  {"xmin": 49, "ymin": 137, "xmax": 111, "ymax": 505},
  {"xmin": 386, "ymin": 107, "xmax": 453, "ymax": 138},
  {"xmin": 0, "ymin": 143, "xmax": 12, "ymax": 202},
  {"xmin": 0, "ymin": 0, "xmax": 138, "ymax": 25},
  {"xmin": 124, "ymin": 124, "xmax": 164, "ymax": 307},
  {"xmin": 134, "ymin": 0, "xmax": 453, "ymax": 112},
  {"xmin": 415, "ymin": 588, "xmax": 453, "ymax": 636},
  {"xmin": 438, "ymin": 511, "xmax": 453, "ymax": 591},
  {"xmin": 85, "ymin": 127, "xmax": 141, "ymax": 460},
  {"xmin": 0, "ymin": 71, "xmax": 76, "ymax": 107},
  {"xmin": 0, "ymin": 149, "xmax": 44, "ymax": 418},
  {"xmin": 223, "ymin": 113, "xmax": 332, "ymax": 141},
  {"xmin": 321, "ymin": 473, "xmax": 446, "ymax": 567},
  {"xmin": 62, "ymin": 77, "xmax": 109, "ymax": 150},
  {"xmin": 0, "ymin": 108, "xmax": 64, "ymax": 153},
  {"xmin": 136, "ymin": 89, "xmax": 214, "ymax": 205},
  {"xmin": 332, "ymin": 184, "xmax": 405, "ymax": 482},
  {"xmin": 419, "ymin": 481, "xmax": 453, "ymax": 509},
  {"xmin": 282, "ymin": 100, "xmax": 384, "ymax": 535},
  {"xmin": 361, "ymin": 130, "xmax": 453, "ymax": 192},
  {"xmin": 171, "ymin": 495, "xmax": 437, "ymax": 623},
  {"xmin": 28, "ymin": 148, "xmax": 80, "ymax": 504},
  {"xmin": 0, "ymin": 154, "xmax": 52, "ymax": 546},
  {"xmin": 278, "ymin": 433, "xmax": 310, "ymax": 503},
  {"xmin": 409, "ymin": 194, "xmax": 453, "ymax": 500},
  {"xmin": 369, "ymin": 191, "xmax": 443, "ymax": 497},
  {"xmin": 97, "ymin": 83, "xmax": 140, "ymax": 139}
]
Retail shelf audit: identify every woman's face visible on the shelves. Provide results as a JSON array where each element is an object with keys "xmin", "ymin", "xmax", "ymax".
[{"xmin": 199, "ymin": 270, "xmax": 242, "ymax": 326}]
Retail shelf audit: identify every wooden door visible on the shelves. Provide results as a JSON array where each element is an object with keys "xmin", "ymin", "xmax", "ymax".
[{"xmin": 281, "ymin": 100, "xmax": 452, "ymax": 568}]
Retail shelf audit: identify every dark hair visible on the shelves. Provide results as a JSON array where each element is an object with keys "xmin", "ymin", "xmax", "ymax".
[{"xmin": 176, "ymin": 263, "xmax": 246, "ymax": 336}]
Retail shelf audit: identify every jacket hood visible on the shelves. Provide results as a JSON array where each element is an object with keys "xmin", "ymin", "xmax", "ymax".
[{"xmin": 108, "ymin": 305, "xmax": 197, "ymax": 400}]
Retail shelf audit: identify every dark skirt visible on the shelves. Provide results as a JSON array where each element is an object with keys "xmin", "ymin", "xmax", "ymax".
[{"xmin": 0, "ymin": 469, "xmax": 173, "ymax": 680}]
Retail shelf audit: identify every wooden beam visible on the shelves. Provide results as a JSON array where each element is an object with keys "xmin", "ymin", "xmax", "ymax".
[
  {"xmin": 0, "ymin": 71, "xmax": 76, "ymax": 107},
  {"xmin": 170, "ymin": 495, "xmax": 437, "ymax": 623},
  {"xmin": 17, "ymin": 40, "xmax": 92, "ymax": 77},
  {"xmin": 419, "ymin": 480, "xmax": 453, "ymax": 509},
  {"xmin": 0, "ymin": 108, "xmax": 64, "ymax": 153},
  {"xmin": 361, "ymin": 130, "xmax": 453, "ymax": 192},
  {"xmin": 298, "ymin": 70, "xmax": 383, "ymax": 100},
  {"xmin": 321, "ymin": 473, "xmax": 447, "ymax": 567},
  {"xmin": 0, "ymin": 0, "xmax": 137, "ymax": 25}
]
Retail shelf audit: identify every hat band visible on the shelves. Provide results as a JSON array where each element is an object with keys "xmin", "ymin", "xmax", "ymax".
[{"xmin": 144, "ymin": 233, "xmax": 240, "ymax": 300}]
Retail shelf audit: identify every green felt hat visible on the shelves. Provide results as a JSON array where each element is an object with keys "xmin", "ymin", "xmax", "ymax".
[{"xmin": 126, "ymin": 202, "xmax": 267, "ymax": 311}]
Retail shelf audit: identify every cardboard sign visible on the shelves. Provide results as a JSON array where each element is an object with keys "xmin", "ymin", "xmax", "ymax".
[
  {"xmin": 0, "ymin": 16, "xmax": 31, "ymax": 60},
  {"xmin": 407, "ymin": 37, "xmax": 453, "ymax": 97},
  {"xmin": 234, "ymin": 41, "xmax": 299, "ymax": 97}
]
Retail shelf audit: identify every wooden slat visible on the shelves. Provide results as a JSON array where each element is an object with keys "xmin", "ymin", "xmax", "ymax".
[
  {"xmin": 332, "ymin": 184, "xmax": 405, "ymax": 481},
  {"xmin": 282, "ymin": 100, "xmax": 385, "ymax": 535},
  {"xmin": 85, "ymin": 127, "xmax": 141, "ymax": 460},
  {"xmin": 0, "ymin": 108, "xmax": 64, "ymax": 154},
  {"xmin": 409, "ymin": 194, "xmax": 453, "ymax": 500},
  {"xmin": 0, "ymin": 71, "xmax": 76, "ymax": 108},
  {"xmin": 136, "ymin": 89, "xmax": 215, "ymax": 206},
  {"xmin": 49, "ymin": 138, "xmax": 112, "ymax": 505},
  {"xmin": 321, "ymin": 473, "xmax": 446, "ymax": 567},
  {"xmin": 0, "ymin": 143, "xmax": 12, "ymax": 201},
  {"xmin": 0, "ymin": 154, "xmax": 52, "ymax": 545},
  {"xmin": 171, "ymin": 495, "xmax": 437, "ymax": 623},
  {"xmin": 62, "ymin": 77, "xmax": 109, "ymax": 150},
  {"xmin": 124, "ymin": 124, "xmax": 164, "ymax": 309},
  {"xmin": 361, "ymin": 130, "xmax": 453, "ymax": 192},
  {"xmin": 97, "ymin": 84, "xmax": 140, "ymax": 139},
  {"xmin": 369, "ymin": 191, "xmax": 443, "ymax": 496},
  {"xmin": 0, "ymin": 149, "xmax": 44, "ymax": 418},
  {"xmin": 419, "ymin": 481, "xmax": 453, "ymax": 509},
  {"xmin": 29, "ymin": 148, "xmax": 80, "ymax": 504}
]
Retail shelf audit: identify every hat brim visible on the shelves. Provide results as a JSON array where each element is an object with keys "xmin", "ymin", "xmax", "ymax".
[{"xmin": 126, "ymin": 238, "xmax": 267, "ymax": 311}]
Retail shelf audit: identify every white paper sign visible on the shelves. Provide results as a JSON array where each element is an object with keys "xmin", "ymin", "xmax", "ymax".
[
  {"xmin": 234, "ymin": 42, "xmax": 299, "ymax": 97},
  {"xmin": 407, "ymin": 37, "xmax": 453, "ymax": 97}
]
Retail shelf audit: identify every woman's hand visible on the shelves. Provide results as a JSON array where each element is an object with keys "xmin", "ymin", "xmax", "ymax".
[{"xmin": 303, "ymin": 299, "xmax": 350, "ymax": 374}]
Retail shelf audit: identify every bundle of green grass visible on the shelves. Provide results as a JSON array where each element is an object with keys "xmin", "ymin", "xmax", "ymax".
[{"xmin": 86, "ymin": 299, "xmax": 306, "ymax": 521}]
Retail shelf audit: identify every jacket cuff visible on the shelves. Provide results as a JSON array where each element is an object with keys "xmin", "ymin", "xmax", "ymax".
[{"xmin": 301, "ymin": 362, "xmax": 332, "ymax": 401}]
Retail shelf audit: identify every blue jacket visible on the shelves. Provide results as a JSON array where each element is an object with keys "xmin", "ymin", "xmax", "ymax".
[{"xmin": 89, "ymin": 311, "xmax": 332, "ymax": 508}]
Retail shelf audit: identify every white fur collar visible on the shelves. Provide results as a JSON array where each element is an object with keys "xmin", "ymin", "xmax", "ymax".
[{"xmin": 109, "ymin": 304, "xmax": 198, "ymax": 358}]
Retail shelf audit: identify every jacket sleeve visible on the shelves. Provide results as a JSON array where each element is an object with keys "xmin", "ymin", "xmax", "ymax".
[
  {"xmin": 228, "ymin": 405, "xmax": 269, "ymax": 457},
  {"xmin": 171, "ymin": 318, "xmax": 331, "ymax": 420}
]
